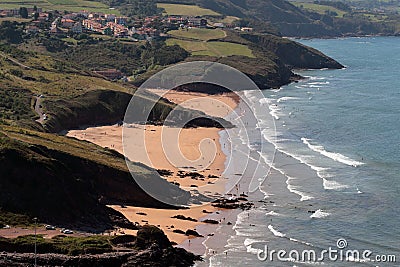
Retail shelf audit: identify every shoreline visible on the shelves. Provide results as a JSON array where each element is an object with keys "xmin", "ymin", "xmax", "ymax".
[
  {"xmin": 288, "ymin": 34, "xmax": 400, "ymax": 40},
  {"xmin": 65, "ymin": 90, "xmax": 240, "ymax": 248}
]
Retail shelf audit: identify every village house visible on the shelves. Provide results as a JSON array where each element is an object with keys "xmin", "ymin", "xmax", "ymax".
[
  {"xmin": 114, "ymin": 16, "xmax": 127, "ymax": 25},
  {"xmin": 106, "ymin": 21, "xmax": 128, "ymax": 37},
  {"xmin": 213, "ymin": 22, "xmax": 225, "ymax": 28},
  {"xmin": 36, "ymin": 13, "xmax": 49, "ymax": 22},
  {"xmin": 88, "ymin": 12, "xmax": 104, "ymax": 19},
  {"xmin": 0, "ymin": 9, "xmax": 19, "ymax": 17},
  {"xmin": 167, "ymin": 16, "xmax": 186, "ymax": 25},
  {"xmin": 105, "ymin": 14, "xmax": 116, "ymax": 22},
  {"xmin": 240, "ymin": 27, "xmax": 254, "ymax": 32},
  {"xmin": 61, "ymin": 18, "xmax": 74, "ymax": 28},
  {"xmin": 82, "ymin": 19, "xmax": 103, "ymax": 32},
  {"xmin": 187, "ymin": 17, "xmax": 207, "ymax": 28},
  {"xmin": 25, "ymin": 25, "xmax": 40, "ymax": 34},
  {"xmin": 94, "ymin": 69, "xmax": 124, "ymax": 80}
]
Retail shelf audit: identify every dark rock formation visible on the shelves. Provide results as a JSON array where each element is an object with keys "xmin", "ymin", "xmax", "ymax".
[{"xmin": 0, "ymin": 226, "xmax": 201, "ymax": 267}]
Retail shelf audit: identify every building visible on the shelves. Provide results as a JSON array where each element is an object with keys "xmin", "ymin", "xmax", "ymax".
[
  {"xmin": 106, "ymin": 21, "xmax": 129, "ymax": 37},
  {"xmin": 36, "ymin": 13, "xmax": 49, "ymax": 22},
  {"xmin": 94, "ymin": 69, "xmax": 123, "ymax": 80},
  {"xmin": 187, "ymin": 18, "xmax": 207, "ymax": 28},
  {"xmin": 115, "ymin": 16, "xmax": 127, "ymax": 25},
  {"xmin": 105, "ymin": 14, "xmax": 116, "ymax": 21},
  {"xmin": 25, "ymin": 25, "xmax": 40, "ymax": 34},
  {"xmin": 61, "ymin": 18, "xmax": 74, "ymax": 28},
  {"xmin": 240, "ymin": 27, "xmax": 253, "ymax": 32},
  {"xmin": 82, "ymin": 19, "xmax": 103, "ymax": 32},
  {"xmin": 0, "ymin": 9, "xmax": 19, "ymax": 17},
  {"xmin": 213, "ymin": 22, "xmax": 225, "ymax": 28}
]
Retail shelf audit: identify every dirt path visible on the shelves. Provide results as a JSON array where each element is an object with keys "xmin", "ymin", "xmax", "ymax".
[
  {"xmin": 34, "ymin": 96, "xmax": 45, "ymax": 124},
  {"xmin": 0, "ymin": 51, "xmax": 30, "ymax": 69}
]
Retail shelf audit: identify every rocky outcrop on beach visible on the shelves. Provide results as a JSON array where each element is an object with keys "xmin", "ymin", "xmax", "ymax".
[
  {"xmin": 0, "ymin": 226, "xmax": 201, "ymax": 267},
  {"xmin": 211, "ymin": 197, "xmax": 254, "ymax": 210}
]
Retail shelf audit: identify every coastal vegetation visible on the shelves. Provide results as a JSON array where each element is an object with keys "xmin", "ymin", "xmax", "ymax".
[
  {"xmin": 0, "ymin": 235, "xmax": 114, "ymax": 255},
  {"xmin": 0, "ymin": 1, "xmax": 387, "ymax": 265},
  {"xmin": 0, "ymin": 225, "xmax": 201, "ymax": 266}
]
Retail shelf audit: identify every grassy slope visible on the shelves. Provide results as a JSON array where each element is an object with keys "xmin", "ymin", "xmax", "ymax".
[
  {"xmin": 166, "ymin": 38, "xmax": 254, "ymax": 57},
  {"xmin": 291, "ymin": 2, "xmax": 347, "ymax": 17},
  {"xmin": 0, "ymin": 0, "xmax": 120, "ymax": 14},
  {"xmin": 167, "ymin": 28, "xmax": 254, "ymax": 57},
  {"xmin": 0, "ymin": 51, "xmax": 130, "ymax": 97},
  {"xmin": 168, "ymin": 28, "xmax": 227, "ymax": 41},
  {"xmin": 158, "ymin": 3, "xmax": 221, "ymax": 16}
]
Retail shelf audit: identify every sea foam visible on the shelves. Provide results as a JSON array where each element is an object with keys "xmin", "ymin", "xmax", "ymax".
[
  {"xmin": 302, "ymin": 138, "xmax": 364, "ymax": 167},
  {"xmin": 310, "ymin": 209, "xmax": 330, "ymax": 219},
  {"xmin": 268, "ymin": 225, "xmax": 286, "ymax": 237}
]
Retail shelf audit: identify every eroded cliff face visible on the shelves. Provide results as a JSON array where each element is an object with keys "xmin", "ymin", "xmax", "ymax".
[
  {"xmin": 0, "ymin": 132, "xmax": 188, "ymax": 230},
  {"xmin": 240, "ymin": 33, "xmax": 344, "ymax": 69},
  {"xmin": 41, "ymin": 89, "xmax": 232, "ymax": 133}
]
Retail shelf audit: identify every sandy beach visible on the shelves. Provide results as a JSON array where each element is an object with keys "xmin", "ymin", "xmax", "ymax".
[{"xmin": 66, "ymin": 90, "xmax": 239, "ymax": 245}]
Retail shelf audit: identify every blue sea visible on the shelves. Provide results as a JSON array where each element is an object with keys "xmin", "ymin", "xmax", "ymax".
[{"xmin": 203, "ymin": 37, "xmax": 400, "ymax": 266}]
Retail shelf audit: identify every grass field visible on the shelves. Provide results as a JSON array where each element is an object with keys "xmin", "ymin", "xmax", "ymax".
[
  {"xmin": 291, "ymin": 2, "xmax": 347, "ymax": 17},
  {"xmin": 168, "ymin": 28, "xmax": 226, "ymax": 41},
  {"xmin": 220, "ymin": 16, "xmax": 240, "ymax": 24},
  {"xmin": 166, "ymin": 38, "xmax": 254, "ymax": 58},
  {"xmin": 0, "ymin": 0, "xmax": 120, "ymax": 14},
  {"xmin": 157, "ymin": 3, "xmax": 220, "ymax": 16},
  {"xmin": 167, "ymin": 28, "xmax": 253, "ymax": 57}
]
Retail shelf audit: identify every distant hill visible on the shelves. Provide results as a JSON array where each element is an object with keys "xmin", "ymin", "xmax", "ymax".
[{"xmin": 158, "ymin": 0, "xmax": 399, "ymax": 37}]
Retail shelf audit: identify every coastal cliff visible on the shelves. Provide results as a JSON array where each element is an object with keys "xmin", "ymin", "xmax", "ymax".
[{"xmin": 0, "ymin": 127, "xmax": 190, "ymax": 230}]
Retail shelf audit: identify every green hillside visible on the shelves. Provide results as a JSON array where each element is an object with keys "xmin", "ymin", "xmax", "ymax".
[
  {"xmin": 157, "ymin": 0, "xmax": 399, "ymax": 37},
  {"xmin": 0, "ymin": 0, "xmax": 120, "ymax": 14}
]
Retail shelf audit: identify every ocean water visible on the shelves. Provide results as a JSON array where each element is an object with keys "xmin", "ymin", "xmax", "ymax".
[{"xmin": 204, "ymin": 37, "xmax": 400, "ymax": 266}]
